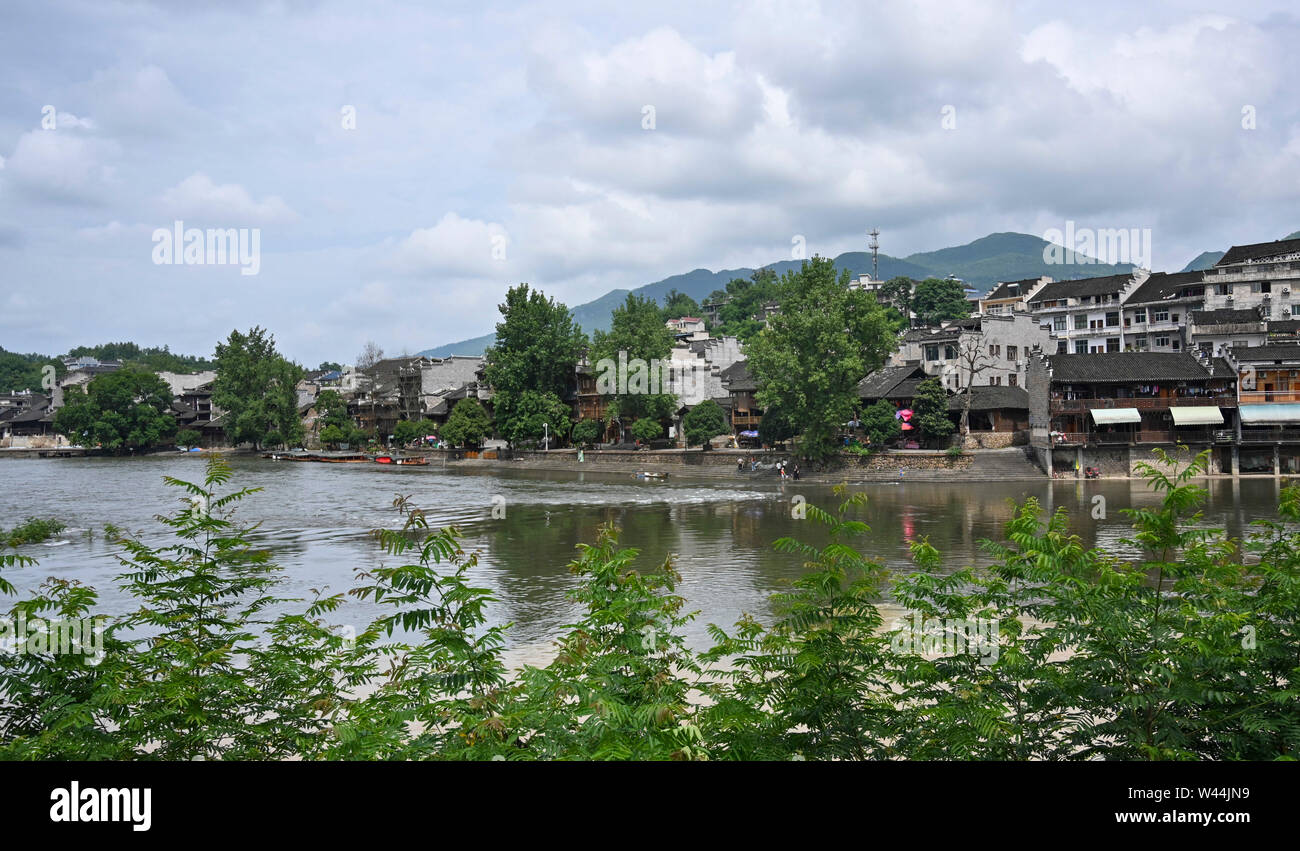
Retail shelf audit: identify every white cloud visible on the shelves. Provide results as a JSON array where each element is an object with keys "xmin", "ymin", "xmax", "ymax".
[
  {"xmin": 156, "ymin": 173, "xmax": 297, "ymax": 225},
  {"xmin": 386, "ymin": 212, "xmax": 512, "ymax": 277}
]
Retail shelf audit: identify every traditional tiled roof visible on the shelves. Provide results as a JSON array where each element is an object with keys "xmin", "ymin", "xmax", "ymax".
[
  {"xmin": 719, "ymin": 360, "xmax": 756, "ymax": 392},
  {"xmin": 1027, "ymin": 273, "xmax": 1134, "ymax": 304},
  {"xmin": 1217, "ymin": 237, "xmax": 1300, "ymax": 266},
  {"xmin": 1125, "ymin": 271, "xmax": 1205, "ymax": 305},
  {"xmin": 946, "ymin": 385, "xmax": 1029, "ymax": 411},
  {"xmin": 983, "ymin": 278, "xmax": 1045, "ymax": 301},
  {"xmin": 1228, "ymin": 343, "xmax": 1300, "ymax": 363},
  {"xmin": 1190, "ymin": 307, "xmax": 1263, "ymax": 326},
  {"xmin": 1048, "ymin": 352, "xmax": 1219, "ymax": 383},
  {"xmin": 857, "ymin": 365, "xmax": 927, "ymax": 399}
]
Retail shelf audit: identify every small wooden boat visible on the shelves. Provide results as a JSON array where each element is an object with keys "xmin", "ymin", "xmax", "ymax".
[
  {"xmin": 393, "ymin": 456, "xmax": 428, "ymax": 466},
  {"xmin": 635, "ymin": 471, "xmax": 668, "ymax": 479},
  {"xmin": 375, "ymin": 455, "xmax": 393, "ymax": 464}
]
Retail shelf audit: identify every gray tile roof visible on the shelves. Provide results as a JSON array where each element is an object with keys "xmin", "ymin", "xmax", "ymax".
[
  {"xmin": 1048, "ymin": 352, "xmax": 1220, "ymax": 383},
  {"xmin": 1125, "ymin": 270, "xmax": 1206, "ymax": 305},
  {"xmin": 1217, "ymin": 237, "xmax": 1300, "ymax": 266},
  {"xmin": 1190, "ymin": 307, "xmax": 1263, "ymax": 326},
  {"xmin": 719, "ymin": 360, "xmax": 756, "ymax": 392},
  {"xmin": 1228, "ymin": 343, "xmax": 1300, "ymax": 363},
  {"xmin": 1028, "ymin": 273, "xmax": 1133, "ymax": 304},
  {"xmin": 946, "ymin": 385, "xmax": 1029, "ymax": 411},
  {"xmin": 857, "ymin": 365, "xmax": 927, "ymax": 399}
]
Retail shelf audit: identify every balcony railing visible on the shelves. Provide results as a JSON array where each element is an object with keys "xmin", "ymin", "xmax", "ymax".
[
  {"xmin": 732, "ymin": 413, "xmax": 761, "ymax": 427},
  {"xmin": 1240, "ymin": 428, "xmax": 1300, "ymax": 443},
  {"xmin": 1239, "ymin": 390, "xmax": 1300, "ymax": 404},
  {"xmin": 1051, "ymin": 430, "xmax": 1185, "ymax": 446},
  {"xmin": 1051, "ymin": 395, "xmax": 1235, "ymax": 414}
]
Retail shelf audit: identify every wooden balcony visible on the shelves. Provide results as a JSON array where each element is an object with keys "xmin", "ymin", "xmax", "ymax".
[
  {"xmin": 1051, "ymin": 395, "xmax": 1235, "ymax": 414},
  {"xmin": 1239, "ymin": 390, "xmax": 1300, "ymax": 404},
  {"xmin": 732, "ymin": 413, "xmax": 761, "ymax": 427}
]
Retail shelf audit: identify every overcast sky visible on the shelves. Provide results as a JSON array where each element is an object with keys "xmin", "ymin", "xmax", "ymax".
[{"xmin": 2, "ymin": 0, "xmax": 1298, "ymax": 366}]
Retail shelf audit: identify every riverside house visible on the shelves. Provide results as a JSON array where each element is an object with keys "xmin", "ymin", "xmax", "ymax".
[{"xmin": 1026, "ymin": 351, "xmax": 1238, "ymax": 476}]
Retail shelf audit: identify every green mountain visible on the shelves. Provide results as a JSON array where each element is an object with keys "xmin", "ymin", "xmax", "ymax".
[
  {"xmin": 418, "ymin": 231, "xmax": 1137, "ymax": 358},
  {"xmin": 1180, "ymin": 251, "xmax": 1224, "ymax": 272}
]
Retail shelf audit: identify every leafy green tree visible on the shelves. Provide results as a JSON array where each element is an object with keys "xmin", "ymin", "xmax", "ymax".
[
  {"xmin": 912, "ymin": 277, "xmax": 971, "ymax": 325},
  {"xmin": 65, "ymin": 342, "xmax": 214, "ymax": 374},
  {"xmin": 630, "ymin": 417, "xmax": 662, "ymax": 444},
  {"xmin": 53, "ymin": 367, "xmax": 178, "ymax": 453},
  {"xmin": 702, "ymin": 488, "xmax": 892, "ymax": 759},
  {"xmin": 745, "ymin": 257, "xmax": 895, "ymax": 463},
  {"xmin": 317, "ymin": 361, "xmax": 343, "ymax": 373},
  {"xmin": 176, "ymin": 429, "xmax": 202, "ymax": 448},
  {"xmin": 660, "ymin": 288, "xmax": 700, "ymax": 321},
  {"xmin": 0, "ymin": 348, "xmax": 61, "ymax": 393},
  {"xmin": 571, "ymin": 419, "xmax": 602, "ymax": 446},
  {"xmin": 392, "ymin": 418, "xmax": 436, "ymax": 446},
  {"xmin": 860, "ymin": 399, "xmax": 902, "ymax": 446},
  {"xmin": 441, "ymin": 398, "xmax": 492, "ymax": 448},
  {"xmin": 911, "ymin": 378, "xmax": 954, "ymax": 447},
  {"xmin": 756, "ymin": 400, "xmax": 796, "ymax": 445},
  {"xmin": 591, "ymin": 293, "xmax": 677, "ymax": 429},
  {"xmin": 212, "ymin": 327, "xmax": 304, "ymax": 449},
  {"xmin": 879, "ymin": 276, "xmax": 917, "ymax": 326},
  {"xmin": 712, "ymin": 269, "xmax": 780, "ymax": 341},
  {"xmin": 484, "ymin": 284, "xmax": 587, "ymax": 444},
  {"xmin": 681, "ymin": 399, "xmax": 728, "ymax": 449},
  {"xmin": 498, "ymin": 390, "xmax": 571, "ymax": 447}
]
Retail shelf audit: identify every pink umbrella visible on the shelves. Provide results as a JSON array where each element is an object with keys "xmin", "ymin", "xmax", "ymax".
[{"xmin": 896, "ymin": 408, "xmax": 914, "ymax": 420}]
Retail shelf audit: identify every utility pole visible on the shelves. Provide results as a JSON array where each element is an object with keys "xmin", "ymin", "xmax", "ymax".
[{"xmin": 868, "ymin": 227, "xmax": 880, "ymax": 281}]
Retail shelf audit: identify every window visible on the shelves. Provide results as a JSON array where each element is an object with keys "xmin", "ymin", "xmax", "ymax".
[
  {"xmin": 924, "ymin": 344, "xmax": 939, "ymax": 361},
  {"xmin": 1133, "ymin": 336, "xmax": 1148, "ymax": 351},
  {"xmin": 1155, "ymin": 335, "xmax": 1170, "ymax": 348},
  {"xmin": 1107, "ymin": 338, "xmax": 1120, "ymax": 353},
  {"xmin": 1172, "ymin": 339, "xmax": 1181, "ymax": 351},
  {"xmin": 1074, "ymin": 314, "xmax": 1088, "ymax": 330},
  {"xmin": 1216, "ymin": 283, "xmax": 1230, "ymax": 296},
  {"xmin": 1007, "ymin": 345, "xmax": 1018, "ymax": 361},
  {"xmin": 1171, "ymin": 313, "xmax": 1179, "ymax": 323},
  {"xmin": 1054, "ymin": 316, "xmax": 1067, "ymax": 331},
  {"xmin": 944, "ymin": 344, "xmax": 957, "ymax": 360},
  {"xmin": 1106, "ymin": 311, "xmax": 1119, "ymax": 327},
  {"xmin": 1232, "ymin": 340, "xmax": 1249, "ymax": 348},
  {"xmin": 1153, "ymin": 309, "xmax": 1169, "ymax": 323},
  {"xmin": 1075, "ymin": 340, "xmax": 1088, "ymax": 354},
  {"xmin": 1263, "ymin": 304, "xmax": 1272, "ymax": 319},
  {"xmin": 1057, "ymin": 341, "xmax": 1068, "ymax": 354},
  {"xmin": 988, "ymin": 344, "xmax": 1000, "ymax": 356},
  {"xmin": 1133, "ymin": 308, "xmax": 1147, "ymax": 323},
  {"xmin": 1008, "ymin": 374, "xmax": 1018, "ymax": 387}
]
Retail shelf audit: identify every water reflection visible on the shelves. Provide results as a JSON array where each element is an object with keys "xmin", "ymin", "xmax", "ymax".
[{"xmin": 0, "ymin": 456, "xmax": 1289, "ymax": 652}]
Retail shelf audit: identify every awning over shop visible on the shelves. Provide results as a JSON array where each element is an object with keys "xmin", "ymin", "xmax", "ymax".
[
  {"xmin": 1169, "ymin": 407, "xmax": 1224, "ymax": 426},
  {"xmin": 1090, "ymin": 408, "xmax": 1141, "ymax": 425},
  {"xmin": 1240, "ymin": 404, "xmax": 1300, "ymax": 424}
]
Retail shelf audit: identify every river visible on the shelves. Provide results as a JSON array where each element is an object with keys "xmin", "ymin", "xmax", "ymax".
[{"xmin": 0, "ymin": 456, "xmax": 1288, "ymax": 666}]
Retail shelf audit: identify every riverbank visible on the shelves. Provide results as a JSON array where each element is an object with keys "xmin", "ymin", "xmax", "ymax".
[{"xmin": 430, "ymin": 446, "xmax": 1048, "ymax": 483}]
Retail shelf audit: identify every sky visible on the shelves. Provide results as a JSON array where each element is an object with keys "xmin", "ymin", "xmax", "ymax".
[{"xmin": 1, "ymin": 0, "xmax": 1298, "ymax": 366}]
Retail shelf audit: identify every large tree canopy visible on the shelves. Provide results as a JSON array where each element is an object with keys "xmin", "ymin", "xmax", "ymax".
[
  {"xmin": 53, "ymin": 367, "xmax": 177, "ymax": 453},
  {"xmin": 710, "ymin": 268, "xmax": 779, "ymax": 341},
  {"xmin": 591, "ymin": 293, "xmax": 678, "ymax": 428},
  {"xmin": 212, "ymin": 326, "xmax": 304, "ymax": 449},
  {"xmin": 745, "ymin": 256, "xmax": 895, "ymax": 462},
  {"xmin": 912, "ymin": 277, "xmax": 971, "ymax": 325},
  {"xmin": 484, "ymin": 284, "xmax": 586, "ymax": 445}
]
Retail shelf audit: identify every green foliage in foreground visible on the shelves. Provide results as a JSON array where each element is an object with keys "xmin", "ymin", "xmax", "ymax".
[{"xmin": 0, "ymin": 448, "xmax": 1297, "ymax": 760}]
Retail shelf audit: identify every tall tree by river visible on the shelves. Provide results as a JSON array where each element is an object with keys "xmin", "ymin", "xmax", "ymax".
[{"xmin": 212, "ymin": 326, "xmax": 304, "ymax": 450}]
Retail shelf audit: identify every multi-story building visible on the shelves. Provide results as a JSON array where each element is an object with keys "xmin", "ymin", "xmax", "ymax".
[
  {"xmin": 893, "ymin": 313, "xmax": 1052, "ymax": 390},
  {"xmin": 1026, "ymin": 271, "xmax": 1149, "ymax": 355},
  {"xmin": 1201, "ymin": 237, "xmax": 1300, "ymax": 319},
  {"xmin": 1026, "ymin": 350, "xmax": 1238, "ymax": 475},
  {"xmin": 1119, "ymin": 270, "xmax": 1205, "ymax": 353},
  {"xmin": 1188, "ymin": 308, "xmax": 1268, "ymax": 358},
  {"xmin": 978, "ymin": 276, "xmax": 1051, "ymax": 315}
]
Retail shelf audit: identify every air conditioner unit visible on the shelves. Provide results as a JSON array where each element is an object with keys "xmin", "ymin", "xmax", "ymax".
[
  {"xmin": 1284, "ymin": 287, "xmax": 1291, "ymax": 295},
  {"xmin": 1264, "ymin": 293, "xmax": 1272, "ymax": 300}
]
